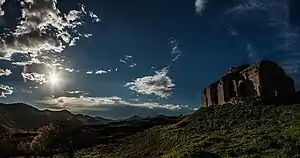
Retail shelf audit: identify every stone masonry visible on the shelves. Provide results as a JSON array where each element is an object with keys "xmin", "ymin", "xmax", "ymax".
[{"xmin": 201, "ymin": 60, "xmax": 296, "ymax": 107}]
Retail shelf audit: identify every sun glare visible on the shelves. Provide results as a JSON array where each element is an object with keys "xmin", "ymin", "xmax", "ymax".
[{"xmin": 48, "ymin": 72, "xmax": 60, "ymax": 85}]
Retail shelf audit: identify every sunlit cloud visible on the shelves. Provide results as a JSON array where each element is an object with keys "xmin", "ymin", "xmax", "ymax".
[
  {"xmin": 125, "ymin": 67, "xmax": 175, "ymax": 99},
  {"xmin": 124, "ymin": 37, "xmax": 181, "ymax": 99},
  {"xmin": 85, "ymin": 68, "xmax": 117, "ymax": 75},
  {"xmin": 86, "ymin": 71, "xmax": 93, "ymax": 75},
  {"xmin": 65, "ymin": 68, "xmax": 74, "ymax": 73},
  {"xmin": 11, "ymin": 61, "xmax": 36, "ymax": 66},
  {"xmin": 69, "ymin": 37, "xmax": 80, "ymax": 47},
  {"xmin": 0, "ymin": 69, "xmax": 12, "ymax": 76},
  {"xmin": 37, "ymin": 95, "xmax": 192, "ymax": 119},
  {"xmin": 0, "ymin": 84, "xmax": 13, "ymax": 98},
  {"xmin": 22, "ymin": 72, "xmax": 47, "ymax": 84},
  {"xmin": 95, "ymin": 70, "xmax": 108, "ymax": 74},
  {"xmin": 37, "ymin": 96, "xmax": 188, "ymax": 111},
  {"xmin": 66, "ymin": 90, "xmax": 89, "ymax": 96},
  {"xmin": 0, "ymin": 0, "xmax": 5, "ymax": 16},
  {"xmin": 0, "ymin": 0, "xmax": 100, "ymax": 71}
]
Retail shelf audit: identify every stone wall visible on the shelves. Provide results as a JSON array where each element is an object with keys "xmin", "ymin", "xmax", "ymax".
[
  {"xmin": 201, "ymin": 60, "xmax": 296, "ymax": 107},
  {"xmin": 217, "ymin": 81, "xmax": 225, "ymax": 105},
  {"xmin": 201, "ymin": 82, "xmax": 218, "ymax": 107},
  {"xmin": 240, "ymin": 65, "xmax": 260, "ymax": 96}
]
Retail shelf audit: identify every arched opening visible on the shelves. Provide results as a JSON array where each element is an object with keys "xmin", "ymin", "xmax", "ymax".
[
  {"xmin": 228, "ymin": 80, "xmax": 236, "ymax": 98},
  {"xmin": 238, "ymin": 80, "xmax": 256, "ymax": 97},
  {"xmin": 238, "ymin": 81, "xmax": 248, "ymax": 97}
]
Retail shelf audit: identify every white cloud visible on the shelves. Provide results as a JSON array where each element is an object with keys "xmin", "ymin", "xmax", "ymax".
[
  {"xmin": 1, "ymin": 0, "xmax": 82, "ymax": 59},
  {"xmin": 95, "ymin": 70, "xmax": 107, "ymax": 74},
  {"xmin": 169, "ymin": 37, "xmax": 182, "ymax": 62},
  {"xmin": 195, "ymin": 0, "xmax": 207, "ymax": 14},
  {"xmin": 69, "ymin": 37, "xmax": 80, "ymax": 47},
  {"xmin": 0, "ymin": 0, "xmax": 100, "ymax": 70},
  {"xmin": 125, "ymin": 67, "xmax": 175, "ymax": 98},
  {"xmin": 66, "ymin": 90, "xmax": 89, "ymax": 96},
  {"xmin": 38, "ymin": 96, "xmax": 122, "ymax": 108},
  {"xmin": 67, "ymin": 91, "xmax": 82, "ymax": 94},
  {"xmin": 65, "ymin": 68, "xmax": 74, "ymax": 73},
  {"xmin": 37, "ymin": 96, "xmax": 188, "ymax": 111},
  {"xmin": 83, "ymin": 33, "xmax": 93, "ymax": 38},
  {"xmin": 21, "ymin": 72, "xmax": 47, "ymax": 84},
  {"xmin": 65, "ymin": 10, "xmax": 82, "ymax": 22},
  {"xmin": 0, "ymin": 84, "xmax": 13, "ymax": 98},
  {"xmin": 89, "ymin": 11, "xmax": 101, "ymax": 23},
  {"xmin": 125, "ymin": 55, "xmax": 132, "ymax": 59},
  {"xmin": 129, "ymin": 63, "xmax": 137, "ymax": 68},
  {"xmin": 11, "ymin": 61, "xmax": 36, "ymax": 66},
  {"xmin": 86, "ymin": 68, "xmax": 116, "ymax": 75},
  {"xmin": 0, "ymin": 69, "xmax": 12, "ymax": 76},
  {"xmin": 120, "ymin": 59, "xmax": 127, "ymax": 64},
  {"xmin": 0, "ymin": 0, "xmax": 5, "ymax": 16},
  {"xmin": 120, "ymin": 55, "xmax": 136, "ymax": 67},
  {"xmin": 86, "ymin": 71, "xmax": 93, "ymax": 75}
]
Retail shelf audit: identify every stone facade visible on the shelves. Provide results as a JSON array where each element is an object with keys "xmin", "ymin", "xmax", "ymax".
[{"xmin": 201, "ymin": 60, "xmax": 296, "ymax": 107}]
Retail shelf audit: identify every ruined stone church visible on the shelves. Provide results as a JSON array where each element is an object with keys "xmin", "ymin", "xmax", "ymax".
[{"xmin": 201, "ymin": 60, "xmax": 296, "ymax": 107}]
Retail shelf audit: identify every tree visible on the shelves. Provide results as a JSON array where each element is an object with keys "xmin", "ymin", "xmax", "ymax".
[
  {"xmin": 17, "ymin": 140, "xmax": 31, "ymax": 158},
  {"xmin": 30, "ymin": 123, "xmax": 57, "ymax": 157},
  {"xmin": 30, "ymin": 120, "xmax": 82, "ymax": 158}
]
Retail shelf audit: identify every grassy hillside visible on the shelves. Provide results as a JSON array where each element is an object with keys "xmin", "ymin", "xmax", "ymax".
[{"xmin": 73, "ymin": 101, "xmax": 300, "ymax": 158}]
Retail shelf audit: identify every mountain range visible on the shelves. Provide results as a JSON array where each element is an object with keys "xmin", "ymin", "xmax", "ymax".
[{"xmin": 0, "ymin": 103, "xmax": 112, "ymax": 133}]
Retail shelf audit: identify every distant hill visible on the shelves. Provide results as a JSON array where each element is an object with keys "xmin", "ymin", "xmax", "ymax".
[
  {"xmin": 125, "ymin": 115, "xmax": 144, "ymax": 121},
  {"xmin": 0, "ymin": 102, "xmax": 183, "ymax": 157},
  {"xmin": 74, "ymin": 100, "xmax": 300, "ymax": 158},
  {"xmin": 0, "ymin": 103, "xmax": 112, "ymax": 132}
]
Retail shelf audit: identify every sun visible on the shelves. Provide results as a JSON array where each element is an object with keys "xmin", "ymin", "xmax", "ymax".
[{"xmin": 48, "ymin": 71, "xmax": 60, "ymax": 85}]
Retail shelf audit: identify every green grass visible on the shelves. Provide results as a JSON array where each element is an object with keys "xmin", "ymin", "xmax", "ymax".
[{"xmin": 70, "ymin": 101, "xmax": 300, "ymax": 158}]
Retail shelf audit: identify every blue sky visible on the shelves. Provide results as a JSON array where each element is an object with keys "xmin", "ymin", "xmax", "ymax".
[{"xmin": 0, "ymin": 0, "xmax": 299, "ymax": 119}]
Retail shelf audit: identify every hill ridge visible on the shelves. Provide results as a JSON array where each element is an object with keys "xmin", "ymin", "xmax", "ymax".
[
  {"xmin": 75, "ymin": 100, "xmax": 300, "ymax": 158},
  {"xmin": 0, "ymin": 103, "xmax": 112, "ymax": 132}
]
